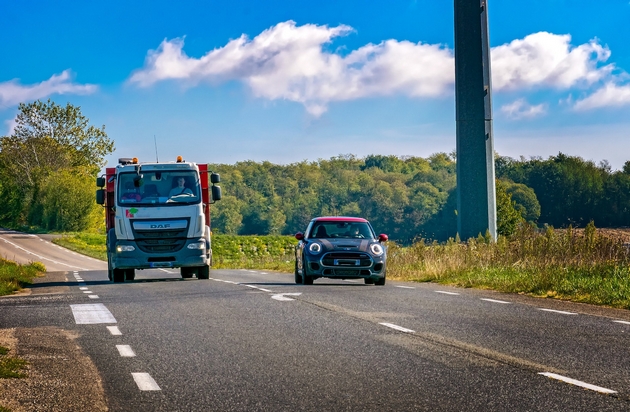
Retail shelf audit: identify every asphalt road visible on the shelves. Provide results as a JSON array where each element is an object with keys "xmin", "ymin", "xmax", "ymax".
[{"xmin": 1, "ymin": 229, "xmax": 630, "ymax": 411}]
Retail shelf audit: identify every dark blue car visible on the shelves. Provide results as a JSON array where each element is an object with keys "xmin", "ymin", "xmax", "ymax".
[{"xmin": 294, "ymin": 217, "xmax": 388, "ymax": 285}]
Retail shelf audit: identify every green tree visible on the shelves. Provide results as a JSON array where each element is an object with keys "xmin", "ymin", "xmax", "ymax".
[
  {"xmin": 0, "ymin": 99, "xmax": 113, "ymax": 229},
  {"xmin": 496, "ymin": 180, "xmax": 524, "ymax": 237}
]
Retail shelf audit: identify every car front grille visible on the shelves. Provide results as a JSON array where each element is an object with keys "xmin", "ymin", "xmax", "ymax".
[{"xmin": 321, "ymin": 252, "xmax": 372, "ymax": 268}]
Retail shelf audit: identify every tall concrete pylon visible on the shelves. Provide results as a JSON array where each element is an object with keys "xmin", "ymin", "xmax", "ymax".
[{"xmin": 454, "ymin": 0, "xmax": 497, "ymax": 240}]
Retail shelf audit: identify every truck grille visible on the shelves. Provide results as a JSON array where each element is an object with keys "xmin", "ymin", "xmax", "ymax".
[{"xmin": 130, "ymin": 219, "xmax": 189, "ymax": 253}]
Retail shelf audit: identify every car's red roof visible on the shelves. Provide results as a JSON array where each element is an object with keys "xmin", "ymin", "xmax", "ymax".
[{"xmin": 311, "ymin": 216, "xmax": 368, "ymax": 223}]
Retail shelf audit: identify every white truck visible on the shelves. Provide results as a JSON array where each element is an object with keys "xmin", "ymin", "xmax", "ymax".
[{"xmin": 96, "ymin": 156, "xmax": 222, "ymax": 282}]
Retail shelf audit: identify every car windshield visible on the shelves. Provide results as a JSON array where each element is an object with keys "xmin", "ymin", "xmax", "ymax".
[
  {"xmin": 309, "ymin": 222, "xmax": 374, "ymax": 239},
  {"xmin": 117, "ymin": 170, "xmax": 201, "ymax": 206}
]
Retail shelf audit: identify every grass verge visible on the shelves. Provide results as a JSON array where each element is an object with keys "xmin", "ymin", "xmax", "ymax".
[{"xmin": 0, "ymin": 259, "xmax": 45, "ymax": 297}]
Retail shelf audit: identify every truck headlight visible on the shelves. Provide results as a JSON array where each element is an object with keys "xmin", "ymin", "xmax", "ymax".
[
  {"xmin": 116, "ymin": 245, "xmax": 135, "ymax": 252},
  {"xmin": 187, "ymin": 242, "xmax": 206, "ymax": 250},
  {"xmin": 370, "ymin": 243, "xmax": 384, "ymax": 256}
]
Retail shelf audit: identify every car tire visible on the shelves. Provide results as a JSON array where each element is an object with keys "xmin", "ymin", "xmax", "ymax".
[
  {"xmin": 364, "ymin": 278, "xmax": 374, "ymax": 285},
  {"xmin": 301, "ymin": 258, "xmax": 314, "ymax": 285},
  {"xmin": 181, "ymin": 267, "xmax": 194, "ymax": 279},
  {"xmin": 294, "ymin": 261, "xmax": 302, "ymax": 284},
  {"xmin": 198, "ymin": 265, "xmax": 210, "ymax": 280},
  {"xmin": 374, "ymin": 275, "xmax": 386, "ymax": 286}
]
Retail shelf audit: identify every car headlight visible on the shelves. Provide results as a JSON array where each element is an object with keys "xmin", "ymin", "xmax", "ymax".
[
  {"xmin": 308, "ymin": 242, "xmax": 322, "ymax": 254},
  {"xmin": 187, "ymin": 242, "xmax": 206, "ymax": 250},
  {"xmin": 116, "ymin": 245, "xmax": 135, "ymax": 252},
  {"xmin": 370, "ymin": 243, "xmax": 384, "ymax": 256}
]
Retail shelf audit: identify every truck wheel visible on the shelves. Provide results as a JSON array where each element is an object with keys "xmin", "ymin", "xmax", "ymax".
[
  {"xmin": 197, "ymin": 265, "xmax": 210, "ymax": 280},
  {"xmin": 125, "ymin": 269, "xmax": 135, "ymax": 281},
  {"xmin": 107, "ymin": 255, "xmax": 113, "ymax": 281},
  {"xmin": 181, "ymin": 267, "xmax": 194, "ymax": 279},
  {"xmin": 113, "ymin": 268, "xmax": 125, "ymax": 283}
]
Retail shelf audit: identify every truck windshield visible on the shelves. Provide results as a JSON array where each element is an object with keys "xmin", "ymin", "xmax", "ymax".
[{"xmin": 118, "ymin": 171, "xmax": 201, "ymax": 206}]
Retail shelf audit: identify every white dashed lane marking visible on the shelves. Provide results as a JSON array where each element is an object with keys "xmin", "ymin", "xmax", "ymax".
[
  {"xmin": 435, "ymin": 290, "xmax": 459, "ymax": 295},
  {"xmin": 132, "ymin": 373, "xmax": 161, "ymax": 391},
  {"xmin": 481, "ymin": 298, "xmax": 511, "ymax": 304},
  {"xmin": 88, "ymin": 295, "xmax": 99, "ymax": 299},
  {"xmin": 539, "ymin": 372, "xmax": 616, "ymax": 394},
  {"xmin": 613, "ymin": 320, "xmax": 630, "ymax": 325},
  {"xmin": 116, "ymin": 345, "xmax": 136, "ymax": 357},
  {"xmin": 538, "ymin": 308, "xmax": 577, "ymax": 315},
  {"xmin": 379, "ymin": 323, "xmax": 415, "ymax": 333},
  {"xmin": 107, "ymin": 326, "xmax": 122, "ymax": 335},
  {"xmin": 395, "ymin": 286, "xmax": 416, "ymax": 289},
  {"xmin": 71, "ymin": 304, "xmax": 116, "ymax": 324}
]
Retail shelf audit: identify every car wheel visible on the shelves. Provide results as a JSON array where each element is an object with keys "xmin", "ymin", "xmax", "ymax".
[
  {"xmin": 294, "ymin": 260, "xmax": 302, "ymax": 284},
  {"xmin": 198, "ymin": 265, "xmax": 210, "ymax": 280},
  {"xmin": 364, "ymin": 278, "xmax": 374, "ymax": 285},
  {"xmin": 374, "ymin": 275, "xmax": 386, "ymax": 286},
  {"xmin": 301, "ymin": 258, "xmax": 313, "ymax": 285},
  {"xmin": 181, "ymin": 267, "xmax": 194, "ymax": 279}
]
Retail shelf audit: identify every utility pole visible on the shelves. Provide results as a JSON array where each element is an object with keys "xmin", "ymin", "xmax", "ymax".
[{"xmin": 454, "ymin": 0, "xmax": 497, "ymax": 240}]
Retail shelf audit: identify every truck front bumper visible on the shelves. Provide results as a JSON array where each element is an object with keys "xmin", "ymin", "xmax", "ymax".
[{"xmin": 111, "ymin": 237, "xmax": 210, "ymax": 270}]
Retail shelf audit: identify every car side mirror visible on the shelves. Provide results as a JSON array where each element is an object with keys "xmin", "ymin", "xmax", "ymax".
[
  {"xmin": 378, "ymin": 234, "xmax": 388, "ymax": 242},
  {"xmin": 295, "ymin": 232, "xmax": 304, "ymax": 241}
]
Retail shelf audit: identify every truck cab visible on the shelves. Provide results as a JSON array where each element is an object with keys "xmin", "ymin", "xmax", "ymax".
[{"xmin": 96, "ymin": 157, "xmax": 221, "ymax": 282}]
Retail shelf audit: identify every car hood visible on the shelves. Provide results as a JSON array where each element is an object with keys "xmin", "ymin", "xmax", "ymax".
[{"xmin": 311, "ymin": 238, "xmax": 375, "ymax": 252}]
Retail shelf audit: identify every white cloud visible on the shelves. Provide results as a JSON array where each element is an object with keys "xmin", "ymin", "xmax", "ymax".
[
  {"xmin": 573, "ymin": 82, "xmax": 630, "ymax": 110},
  {"xmin": 128, "ymin": 22, "xmax": 622, "ymax": 115},
  {"xmin": 491, "ymin": 32, "xmax": 613, "ymax": 91},
  {"xmin": 0, "ymin": 70, "xmax": 98, "ymax": 109},
  {"xmin": 129, "ymin": 21, "xmax": 454, "ymax": 116},
  {"xmin": 500, "ymin": 98, "xmax": 547, "ymax": 120}
]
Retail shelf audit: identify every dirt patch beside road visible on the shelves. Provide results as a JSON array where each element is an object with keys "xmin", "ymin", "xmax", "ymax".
[
  {"xmin": 0, "ymin": 326, "xmax": 108, "ymax": 412},
  {"xmin": 0, "ymin": 327, "xmax": 107, "ymax": 412}
]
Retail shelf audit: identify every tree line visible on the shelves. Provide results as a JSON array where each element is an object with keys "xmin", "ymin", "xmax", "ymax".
[
  {"xmin": 2, "ymin": 99, "xmax": 628, "ymax": 242},
  {"xmin": 209, "ymin": 152, "xmax": 630, "ymax": 243}
]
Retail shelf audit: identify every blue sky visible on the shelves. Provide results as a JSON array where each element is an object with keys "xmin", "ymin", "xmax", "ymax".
[{"xmin": 1, "ymin": 1, "xmax": 629, "ymax": 170}]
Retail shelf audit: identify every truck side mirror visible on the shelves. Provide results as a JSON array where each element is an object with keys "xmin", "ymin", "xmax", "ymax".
[
  {"xmin": 211, "ymin": 185, "xmax": 222, "ymax": 202},
  {"xmin": 96, "ymin": 177, "xmax": 105, "ymax": 187},
  {"xmin": 210, "ymin": 173, "xmax": 220, "ymax": 184},
  {"xmin": 96, "ymin": 189, "xmax": 105, "ymax": 205}
]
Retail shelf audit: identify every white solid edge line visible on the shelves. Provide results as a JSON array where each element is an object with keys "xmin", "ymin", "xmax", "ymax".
[
  {"xmin": 132, "ymin": 373, "xmax": 161, "ymax": 391},
  {"xmin": 481, "ymin": 298, "xmax": 511, "ymax": 304},
  {"xmin": 613, "ymin": 320, "xmax": 630, "ymax": 325},
  {"xmin": 379, "ymin": 322, "xmax": 415, "ymax": 333},
  {"xmin": 538, "ymin": 372, "xmax": 617, "ymax": 394},
  {"xmin": 116, "ymin": 345, "xmax": 136, "ymax": 357},
  {"xmin": 435, "ymin": 290, "xmax": 459, "ymax": 295},
  {"xmin": 107, "ymin": 326, "xmax": 122, "ymax": 335},
  {"xmin": 538, "ymin": 308, "xmax": 577, "ymax": 315},
  {"xmin": 395, "ymin": 286, "xmax": 416, "ymax": 289}
]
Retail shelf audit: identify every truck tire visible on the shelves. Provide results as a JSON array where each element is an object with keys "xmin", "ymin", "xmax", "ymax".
[
  {"xmin": 197, "ymin": 265, "xmax": 210, "ymax": 280},
  {"xmin": 107, "ymin": 255, "xmax": 113, "ymax": 281},
  {"xmin": 113, "ymin": 268, "xmax": 125, "ymax": 283},
  {"xmin": 125, "ymin": 269, "xmax": 135, "ymax": 281}
]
